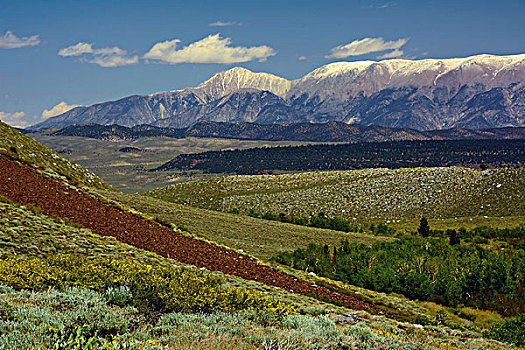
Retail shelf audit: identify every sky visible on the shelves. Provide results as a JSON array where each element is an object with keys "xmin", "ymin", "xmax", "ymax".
[{"xmin": 0, "ymin": 0, "xmax": 524, "ymax": 127}]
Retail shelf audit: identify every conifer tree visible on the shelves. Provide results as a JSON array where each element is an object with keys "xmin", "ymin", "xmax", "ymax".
[
  {"xmin": 448, "ymin": 229, "xmax": 460, "ymax": 245},
  {"xmin": 418, "ymin": 217, "xmax": 430, "ymax": 237}
]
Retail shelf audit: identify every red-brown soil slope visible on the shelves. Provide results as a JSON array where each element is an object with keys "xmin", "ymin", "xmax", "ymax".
[{"xmin": 0, "ymin": 156, "xmax": 382, "ymax": 314}]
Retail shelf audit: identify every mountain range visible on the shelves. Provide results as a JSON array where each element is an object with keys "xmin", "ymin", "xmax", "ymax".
[
  {"xmin": 44, "ymin": 121, "xmax": 525, "ymax": 143},
  {"xmin": 32, "ymin": 54, "xmax": 525, "ymax": 131}
]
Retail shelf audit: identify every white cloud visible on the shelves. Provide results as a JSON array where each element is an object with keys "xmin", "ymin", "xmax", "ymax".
[
  {"xmin": 377, "ymin": 49, "xmax": 404, "ymax": 59},
  {"xmin": 326, "ymin": 37, "xmax": 409, "ymax": 59},
  {"xmin": 0, "ymin": 111, "xmax": 27, "ymax": 128},
  {"xmin": 209, "ymin": 21, "xmax": 243, "ymax": 27},
  {"xmin": 144, "ymin": 34, "xmax": 277, "ymax": 64},
  {"xmin": 0, "ymin": 30, "xmax": 41, "ymax": 49},
  {"xmin": 89, "ymin": 55, "xmax": 138, "ymax": 67},
  {"xmin": 58, "ymin": 42, "xmax": 94, "ymax": 56},
  {"xmin": 58, "ymin": 42, "xmax": 138, "ymax": 67},
  {"xmin": 41, "ymin": 102, "xmax": 81, "ymax": 119},
  {"xmin": 298, "ymin": 55, "xmax": 307, "ymax": 61},
  {"xmin": 362, "ymin": 1, "xmax": 396, "ymax": 9},
  {"xmin": 377, "ymin": 2, "xmax": 396, "ymax": 8}
]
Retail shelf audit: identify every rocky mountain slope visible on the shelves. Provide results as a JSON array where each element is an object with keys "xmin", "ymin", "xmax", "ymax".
[{"xmin": 32, "ymin": 54, "xmax": 525, "ymax": 130}]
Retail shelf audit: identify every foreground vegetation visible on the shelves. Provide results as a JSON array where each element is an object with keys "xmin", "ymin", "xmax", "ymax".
[
  {"xmin": 6, "ymin": 285, "xmax": 516, "ymax": 350},
  {"xmin": 0, "ymin": 254, "xmax": 294, "ymax": 317},
  {"xmin": 2, "ymin": 200, "xmax": 515, "ymax": 349}
]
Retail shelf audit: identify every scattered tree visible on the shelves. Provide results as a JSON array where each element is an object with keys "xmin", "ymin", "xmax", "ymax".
[
  {"xmin": 448, "ymin": 229, "xmax": 460, "ymax": 245},
  {"xmin": 418, "ymin": 217, "xmax": 430, "ymax": 237}
]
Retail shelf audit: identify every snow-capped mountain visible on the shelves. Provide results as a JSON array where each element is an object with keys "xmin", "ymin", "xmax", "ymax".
[
  {"xmin": 290, "ymin": 54, "xmax": 525, "ymax": 101},
  {"xmin": 32, "ymin": 54, "xmax": 525, "ymax": 130}
]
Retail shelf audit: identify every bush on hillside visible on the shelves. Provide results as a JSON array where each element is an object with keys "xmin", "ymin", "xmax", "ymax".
[
  {"xmin": 485, "ymin": 313, "xmax": 525, "ymax": 346},
  {"xmin": 0, "ymin": 255, "xmax": 295, "ymax": 318}
]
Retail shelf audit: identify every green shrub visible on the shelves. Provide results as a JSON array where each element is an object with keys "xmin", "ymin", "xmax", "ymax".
[
  {"xmin": 412, "ymin": 315, "xmax": 431, "ymax": 326},
  {"xmin": 273, "ymin": 237, "xmax": 525, "ymax": 315},
  {"xmin": 485, "ymin": 313, "xmax": 525, "ymax": 346},
  {"xmin": 105, "ymin": 286, "xmax": 133, "ymax": 307},
  {"xmin": 48, "ymin": 324, "xmax": 99, "ymax": 350}
]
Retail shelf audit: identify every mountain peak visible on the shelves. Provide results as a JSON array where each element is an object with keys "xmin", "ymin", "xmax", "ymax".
[
  {"xmin": 288, "ymin": 53, "xmax": 525, "ymax": 101},
  {"xmin": 301, "ymin": 61, "xmax": 375, "ymax": 79},
  {"xmin": 221, "ymin": 66, "xmax": 255, "ymax": 74},
  {"xmin": 193, "ymin": 66, "xmax": 291, "ymax": 100}
]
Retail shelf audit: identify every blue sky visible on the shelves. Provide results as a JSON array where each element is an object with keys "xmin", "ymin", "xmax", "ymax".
[{"xmin": 1, "ymin": 0, "xmax": 524, "ymax": 127}]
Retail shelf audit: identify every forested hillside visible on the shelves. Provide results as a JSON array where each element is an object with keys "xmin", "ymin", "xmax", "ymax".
[{"xmin": 155, "ymin": 139, "xmax": 525, "ymax": 174}]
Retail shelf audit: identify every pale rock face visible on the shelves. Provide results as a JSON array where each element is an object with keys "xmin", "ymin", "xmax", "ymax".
[{"xmin": 32, "ymin": 54, "xmax": 525, "ymax": 131}]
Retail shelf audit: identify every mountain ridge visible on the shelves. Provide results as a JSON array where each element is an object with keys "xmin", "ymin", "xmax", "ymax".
[
  {"xmin": 32, "ymin": 53, "xmax": 525, "ymax": 131},
  {"xmin": 42, "ymin": 121, "xmax": 525, "ymax": 142}
]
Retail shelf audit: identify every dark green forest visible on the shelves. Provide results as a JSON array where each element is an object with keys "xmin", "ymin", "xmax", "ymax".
[
  {"xmin": 154, "ymin": 139, "xmax": 525, "ymax": 174},
  {"xmin": 272, "ymin": 237, "xmax": 525, "ymax": 316}
]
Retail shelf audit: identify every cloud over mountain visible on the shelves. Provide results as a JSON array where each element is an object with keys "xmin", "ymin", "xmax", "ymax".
[
  {"xmin": 143, "ymin": 34, "xmax": 277, "ymax": 64},
  {"xmin": 326, "ymin": 37, "xmax": 408, "ymax": 58},
  {"xmin": 0, "ymin": 111, "xmax": 27, "ymax": 127},
  {"xmin": 377, "ymin": 49, "xmax": 404, "ymax": 59},
  {"xmin": 41, "ymin": 102, "xmax": 81, "ymax": 119}
]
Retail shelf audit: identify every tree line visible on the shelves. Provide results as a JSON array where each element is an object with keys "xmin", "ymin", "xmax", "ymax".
[
  {"xmin": 237, "ymin": 209, "xmax": 396, "ymax": 235},
  {"xmin": 234, "ymin": 209, "xmax": 525, "ymax": 246}
]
